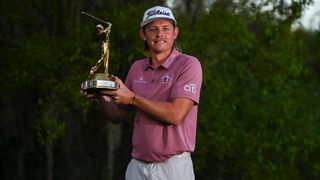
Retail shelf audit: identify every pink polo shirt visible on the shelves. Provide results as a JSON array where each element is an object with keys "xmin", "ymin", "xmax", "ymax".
[{"xmin": 125, "ymin": 49, "xmax": 202, "ymax": 162}]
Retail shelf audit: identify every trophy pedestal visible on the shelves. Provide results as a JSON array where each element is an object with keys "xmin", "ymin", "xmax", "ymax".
[{"xmin": 83, "ymin": 73, "xmax": 117, "ymax": 93}]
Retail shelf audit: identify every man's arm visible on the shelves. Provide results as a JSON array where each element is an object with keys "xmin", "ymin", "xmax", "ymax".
[
  {"xmin": 102, "ymin": 77, "xmax": 194, "ymax": 125},
  {"xmin": 80, "ymin": 83, "xmax": 131, "ymax": 124},
  {"xmin": 97, "ymin": 95, "xmax": 131, "ymax": 124},
  {"xmin": 132, "ymin": 95, "xmax": 194, "ymax": 125}
]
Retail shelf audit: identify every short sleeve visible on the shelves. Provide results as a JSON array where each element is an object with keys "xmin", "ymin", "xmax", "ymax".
[{"xmin": 170, "ymin": 56, "xmax": 202, "ymax": 104}]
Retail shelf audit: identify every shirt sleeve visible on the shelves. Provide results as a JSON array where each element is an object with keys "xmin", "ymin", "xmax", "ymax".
[
  {"xmin": 125, "ymin": 61, "xmax": 139, "ymax": 90},
  {"xmin": 170, "ymin": 56, "xmax": 202, "ymax": 104}
]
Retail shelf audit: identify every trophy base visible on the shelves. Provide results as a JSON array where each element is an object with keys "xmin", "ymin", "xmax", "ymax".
[{"xmin": 83, "ymin": 79, "xmax": 117, "ymax": 93}]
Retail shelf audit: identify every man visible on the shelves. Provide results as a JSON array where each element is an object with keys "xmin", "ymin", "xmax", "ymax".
[{"xmin": 81, "ymin": 5, "xmax": 202, "ymax": 180}]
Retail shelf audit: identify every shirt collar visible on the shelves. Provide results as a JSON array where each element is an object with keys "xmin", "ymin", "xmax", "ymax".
[{"xmin": 145, "ymin": 49, "xmax": 181, "ymax": 70}]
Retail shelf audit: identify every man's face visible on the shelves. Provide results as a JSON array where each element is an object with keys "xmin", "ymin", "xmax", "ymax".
[{"xmin": 140, "ymin": 19, "xmax": 179, "ymax": 55}]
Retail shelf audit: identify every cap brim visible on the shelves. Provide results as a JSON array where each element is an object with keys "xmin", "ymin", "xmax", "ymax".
[{"xmin": 141, "ymin": 18, "xmax": 176, "ymax": 27}]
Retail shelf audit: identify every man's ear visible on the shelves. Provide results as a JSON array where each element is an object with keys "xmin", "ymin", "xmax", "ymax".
[
  {"xmin": 173, "ymin": 27, "xmax": 179, "ymax": 40},
  {"xmin": 139, "ymin": 29, "xmax": 146, "ymax": 41}
]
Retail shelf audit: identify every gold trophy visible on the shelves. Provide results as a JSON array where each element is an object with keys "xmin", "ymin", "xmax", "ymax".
[{"xmin": 82, "ymin": 11, "xmax": 117, "ymax": 93}]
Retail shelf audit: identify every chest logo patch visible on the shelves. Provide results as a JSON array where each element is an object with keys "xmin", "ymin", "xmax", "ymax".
[
  {"xmin": 161, "ymin": 74, "xmax": 171, "ymax": 84},
  {"xmin": 134, "ymin": 76, "xmax": 147, "ymax": 83}
]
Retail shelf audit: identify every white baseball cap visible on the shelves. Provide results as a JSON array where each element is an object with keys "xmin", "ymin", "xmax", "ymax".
[{"xmin": 141, "ymin": 6, "xmax": 177, "ymax": 27}]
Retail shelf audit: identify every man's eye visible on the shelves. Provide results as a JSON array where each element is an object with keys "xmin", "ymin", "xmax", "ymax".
[{"xmin": 148, "ymin": 27, "xmax": 157, "ymax": 32}]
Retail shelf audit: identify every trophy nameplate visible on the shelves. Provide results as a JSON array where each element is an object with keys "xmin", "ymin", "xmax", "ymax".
[
  {"xmin": 84, "ymin": 74, "xmax": 117, "ymax": 93},
  {"xmin": 81, "ymin": 12, "xmax": 117, "ymax": 93}
]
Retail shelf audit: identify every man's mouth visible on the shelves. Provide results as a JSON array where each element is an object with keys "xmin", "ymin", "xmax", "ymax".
[{"xmin": 152, "ymin": 39, "xmax": 166, "ymax": 44}]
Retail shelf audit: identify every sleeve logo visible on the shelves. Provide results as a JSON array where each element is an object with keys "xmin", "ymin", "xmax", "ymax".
[{"xmin": 184, "ymin": 84, "xmax": 197, "ymax": 94}]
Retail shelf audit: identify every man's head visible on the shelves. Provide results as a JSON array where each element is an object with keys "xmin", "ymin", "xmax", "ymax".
[
  {"xmin": 140, "ymin": 6, "xmax": 179, "ymax": 56},
  {"xmin": 140, "ymin": 6, "xmax": 177, "ymax": 27}
]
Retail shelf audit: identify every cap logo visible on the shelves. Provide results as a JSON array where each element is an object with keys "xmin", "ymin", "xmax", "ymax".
[
  {"xmin": 146, "ymin": 10, "xmax": 170, "ymax": 19},
  {"xmin": 141, "ymin": 6, "xmax": 176, "ymax": 27}
]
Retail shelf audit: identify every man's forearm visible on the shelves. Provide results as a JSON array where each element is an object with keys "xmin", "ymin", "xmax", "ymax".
[
  {"xmin": 98, "ymin": 95, "xmax": 131, "ymax": 123},
  {"xmin": 131, "ymin": 94, "xmax": 193, "ymax": 125}
]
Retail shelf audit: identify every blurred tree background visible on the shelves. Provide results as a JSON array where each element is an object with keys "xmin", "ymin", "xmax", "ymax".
[{"xmin": 1, "ymin": 0, "xmax": 320, "ymax": 179}]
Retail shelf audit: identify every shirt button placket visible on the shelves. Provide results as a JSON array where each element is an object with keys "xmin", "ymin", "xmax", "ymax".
[{"xmin": 151, "ymin": 70, "xmax": 156, "ymax": 83}]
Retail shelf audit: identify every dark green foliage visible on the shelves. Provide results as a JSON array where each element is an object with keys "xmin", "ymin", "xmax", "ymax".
[
  {"xmin": 177, "ymin": 1, "xmax": 320, "ymax": 179},
  {"xmin": 1, "ymin": 0, "xmax": 319, "ymax": 180}
]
